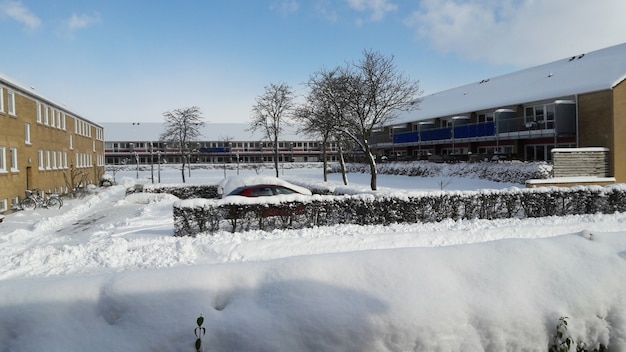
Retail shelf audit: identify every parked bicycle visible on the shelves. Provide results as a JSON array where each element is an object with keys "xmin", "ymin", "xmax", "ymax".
[{"xmin": 19, "ymin": 189, "xmax": 63, "ymax": 210}]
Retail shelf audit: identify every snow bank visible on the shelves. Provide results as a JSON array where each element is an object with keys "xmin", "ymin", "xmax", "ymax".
[{"xmin": 0, "ymin": 231, "xmax": 624, "ymax": 351}]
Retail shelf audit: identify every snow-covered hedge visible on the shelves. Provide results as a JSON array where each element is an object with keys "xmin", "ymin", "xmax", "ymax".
[
  {"xmin": 173, "ymin": 184, "xmax": 626, "ymax": 236},
  {"xmin": 332, "ymin": 161, "xmax": 552, "ymax": 184},
  {"xmin": 143, "ymin": 184, "xmax": 219, "ymax": 199}
]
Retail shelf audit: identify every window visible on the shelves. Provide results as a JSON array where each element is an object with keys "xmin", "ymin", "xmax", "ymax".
[
  {"xmin": 37, "ymin": 102, "xmax": 42, "ymax": 123},
  {"xmin": 545, "ymin": 104, "xmax": 555, "ymax": 129},
  {"xmin": 0, "ymin": 147, "xmax": 6, "ymax": 172},
  {"xmin": 478, "ymin": 112, "xmax": 494, "ymax": 123},
  {"xmin": 61, "ymin": 112, "xmax": 66, "ymax": 130},
  {"xmin": 69, "ymin": 135, "xmax": 73, "ymax": 149},
  {"xmin": 0, "ymin": 87, "xmax": 4, "ymax": 112},
  {"xmin": 25, "ymin": 123, "xmax": 31, "ymax": 144},
  {"xmin": 525, "ymin": 107, "xmax": 534, "ymax": 123},
  {"xmin": 0, "ymin": 199, "xmax": 7, "ymax": 212},
  {"xmin": 46, "ymin": 150, "xmax": 51, "ymax": 170},
  {"xmin": 9, "ymin": 147, "xmax": 18, "ymax": 171},
  {"xmin": 38, "ymin": 150, "xmax": 44, "ymax": 170},
  {"xmin": 44, "ymin": 106, "xmax": 49, "ymax": 125},
  {"xmin": 63, "ymin": 152, "xmax": 68, "ymax": 168},
  {"xmin": 52, "ymin": 151, "xmax": 57, "ymax": 169},
  {"xmin": 7, "ymin": 90, "xmax": 15, "ymax": 115},
  {"xmin": 534, "ymin": 106, "xmax": 544, "ymax": 122}
]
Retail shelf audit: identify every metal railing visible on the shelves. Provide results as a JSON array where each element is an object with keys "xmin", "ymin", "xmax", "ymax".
[{"xmin": 391, "ymin": 116, "xmax": 562, "ymax": 146}]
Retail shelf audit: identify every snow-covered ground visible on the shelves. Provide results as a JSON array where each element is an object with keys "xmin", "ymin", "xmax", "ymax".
[{"xmin": 1, "ymin": 165, "xmax": 625, "ymax": 351}]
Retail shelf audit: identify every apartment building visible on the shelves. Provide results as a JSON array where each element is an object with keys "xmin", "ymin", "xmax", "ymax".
[
  {"xmin": 102, "ymin": 122, "xmax": 340, "ymax": 166},
  {"xmin": 0, "ymin": 74, "xmax": 104, "ymax": 213},
  {"xmin": 376, "ymin": 42, "xmax": 626, "ymax": 182}
]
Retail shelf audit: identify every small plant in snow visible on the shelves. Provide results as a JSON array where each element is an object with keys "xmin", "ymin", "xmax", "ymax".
[
  {"xmin": 194, "ymin": 315, "xmax": 206, "ymax": 352},
  {"xmin": 439, "ymin": 177, "xmax": 453, "ymax": 190},
  {"xmin": 549, "ymin": 316, "xmax": 607, "ymax": 352}
]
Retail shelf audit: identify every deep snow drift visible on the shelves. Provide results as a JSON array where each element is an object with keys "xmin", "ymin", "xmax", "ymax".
[{"xmin": 0, "ymin": 165, "xmax": 625, "ymax": 351}]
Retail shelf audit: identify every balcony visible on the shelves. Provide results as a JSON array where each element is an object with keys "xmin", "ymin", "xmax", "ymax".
[{"xmin": 386, "ymin": 116, "xmax": 566, "ymax": 148}]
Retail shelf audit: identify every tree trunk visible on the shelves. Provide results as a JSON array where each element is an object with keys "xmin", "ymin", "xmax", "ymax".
[
  {"xmin": 180, "ymin": 149, "xmax": 185, "ymax": 183},
  {"xmin": 181, "ymin": 158, "xmax": 186, "ymax": 183},
  {"xmin": 273, "ymin": 139, "xmax": 279, "ymax": 178},
  {"xmin": 364, "ymin": 144, "xmax": 377, "ymax": 190},
  {"xmin": 338, "ymin": 146, "xmax": 348, "ymax": 185},
  {"xmin": 322, "ymin": 135, "xmax": 328, "ymax": 182}
]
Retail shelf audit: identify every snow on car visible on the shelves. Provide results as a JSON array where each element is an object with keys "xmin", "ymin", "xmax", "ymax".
[{"xmin": 217, "ymin": 176, "xmax": 312, "ymax": 198}]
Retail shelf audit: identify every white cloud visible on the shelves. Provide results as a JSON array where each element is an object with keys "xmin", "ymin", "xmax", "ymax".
[
  {"xmin": 0, "ymin": 0, "xmax": 41, "ymax": 29},
  {"xmin": 271, "ymin": 0, "xmax": 299, "ymax": 17},
  {"xmin": 67, "ymin": 12, "xmax": 101, "ymax": 31},
  {"xmin": 347, "ymin": 0, "xmax": 397, "ymax": 22},
  {"xmin": 405, "ymin": 0, "xmax": 626, "ymax": 67},
  {"xmin": 314, "ymin": 1, "xmax": 339, "ymax": 22}
]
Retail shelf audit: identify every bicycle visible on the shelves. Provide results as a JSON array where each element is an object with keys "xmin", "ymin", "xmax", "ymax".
[{"xmin": 19, "ymin": 189, "xmax": 63, "ymax": 210}]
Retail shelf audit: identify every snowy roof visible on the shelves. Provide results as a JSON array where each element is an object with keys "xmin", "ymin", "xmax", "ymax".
[
  {"xmin": 0, "ymin": 72, "xmax": 100, "ymax": 127},
  {"xmin": 101, "ymin": 122, "xmax": 307, "ymax": 142},
  {"xmin": 393, "ymin": 42, "xmax": 626, "ymax": 125}
]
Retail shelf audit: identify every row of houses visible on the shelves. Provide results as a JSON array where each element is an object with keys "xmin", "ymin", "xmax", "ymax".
[
  {"xmin": 372, "ymin": 42, "xmax": 626, "ymax": 182},
  {"xmin": 2, "ymin": 42, "xmax": 626, "ymax": 214},
  {"xmin": 101, "ymin": 122, "xmax": 342, "ymax": 166}
]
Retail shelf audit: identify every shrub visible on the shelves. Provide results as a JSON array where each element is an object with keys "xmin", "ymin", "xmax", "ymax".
[
  {"xmin": 173, "ymin": 184, "xmax": 626, "ymax": 236},
  {"xmin": 549, "ymin": 317, "xmax": 607, "ymax": 352}
]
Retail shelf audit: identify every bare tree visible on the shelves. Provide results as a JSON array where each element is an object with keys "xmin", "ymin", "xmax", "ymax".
[
  {"xmin": 296, "ymin": 67, "xmax": 352, "ymax": 182},
  {"xmin": 250, "ymin": 83, "xmax": 295, "ymax": 177},
  {"xmin": 342, "ymin": 50, "xmax": 423, "ymax": 190},
  {"xmin": 160, "ymin": 106, "xmax": 205, "ymax": 183}
]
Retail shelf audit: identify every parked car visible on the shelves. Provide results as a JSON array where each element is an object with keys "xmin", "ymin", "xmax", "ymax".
[
  {"xmin": 218, "ymin": 176, "xmax": 312, "ymax": 198},
  {"xmin": 218, "ymin": 176, "xmax": 311, "ymax": 217},
  {"xmin": 226, "ymin": 184, "xmax": 309, "ymax": 197}
]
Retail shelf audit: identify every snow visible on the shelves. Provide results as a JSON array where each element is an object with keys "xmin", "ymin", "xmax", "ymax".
[
  {"xmin": 526, "ymin": 176, "xmax": 616, "ymax": 185},
  {"xmin": 101, "ymin": 121, "xmax": 303, "ymax": 142},
  {"xmin": 551, "ymin": 147, "xmax": 610, "ymax": 153},
  {"xmin": 1, "ymin": 165, "xmax": 625, "ymax": 351},
  {"xmin": 217, "ymin": 175, "xmax": 313, "ymax": 197}
]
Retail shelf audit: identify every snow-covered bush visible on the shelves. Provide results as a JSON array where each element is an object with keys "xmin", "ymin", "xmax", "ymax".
[
  {"xmin": 173, "ymin": 184, "xmax": 626, "ymax": 236},
  {"xmin": 330, "ymin": 161, "xmax": 552, "ymax": 184},
  {"xmin": 99, "ymin": 174, "xmax": 114, "ymax": 187},
  {"xmin": 143, "ymin": 184, "xmax": 219, "ymax": 199}
]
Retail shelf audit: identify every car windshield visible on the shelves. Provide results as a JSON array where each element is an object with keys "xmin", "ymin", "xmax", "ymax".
[
  {"xmin": 274, "ymin": 186, "xmax": 296, "ymax": 195},
  {"xmin": 250, "ymin": 187, "xmax": 274, "ymax": 197},
  {"xmin": 227, "ymin": 186, "xmax": 246, "ymax": 196}
]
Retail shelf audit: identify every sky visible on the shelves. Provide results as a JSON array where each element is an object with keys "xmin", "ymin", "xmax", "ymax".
[{"xmin": 1, "ymin": 0, "xmax": 626, "ymax": 125}]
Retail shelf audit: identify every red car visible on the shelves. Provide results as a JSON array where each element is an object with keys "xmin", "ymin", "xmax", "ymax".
[
  {"xmin": 225, "ymin": 184, "xmax": 310, "ymax": 217},
  {"xmin": 226, "ymin": 184, "xmax": 308, "ymax": 197}
]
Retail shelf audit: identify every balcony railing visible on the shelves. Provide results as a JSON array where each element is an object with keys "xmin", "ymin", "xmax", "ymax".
[{"xmin": 390, "ymin": 116, "xmax": 562, "ymax": 146}]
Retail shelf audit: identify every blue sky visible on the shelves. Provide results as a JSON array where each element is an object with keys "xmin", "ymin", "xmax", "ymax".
[{"xmin": 1, "ymin": 0, "xmax": 626, "ymax": 124}]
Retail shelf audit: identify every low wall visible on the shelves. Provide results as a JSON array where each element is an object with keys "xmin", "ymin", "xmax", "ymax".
[{"xmin": 526, "ymin": 177, "xmax": 616, "ymax": 188}]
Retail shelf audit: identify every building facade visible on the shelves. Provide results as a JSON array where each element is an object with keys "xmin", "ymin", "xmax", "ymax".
[
  {"xmin": 374, "ymin": 42, "xmax": 626, "ymax": 182},
  {"xmin": 0, "ymin": 74, "xmax": 105, "ymax": 213},
  {"xmin": 102, "ymin": 122, "xmax": 343, "ymax": 167}
]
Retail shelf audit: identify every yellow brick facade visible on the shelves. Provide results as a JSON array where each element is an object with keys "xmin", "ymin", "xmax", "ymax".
[
  {"xmin": 613, "ymin": 80, "xmax": 626, "ymax": 183},
  {"xmin": 0, "ymin": 80, "xmax": 104, "ymax": 213}
]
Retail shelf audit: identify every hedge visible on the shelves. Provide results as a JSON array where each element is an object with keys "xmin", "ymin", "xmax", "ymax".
[{"xmin": 172, "ymin": 184, "xmax": 626, "ymax": 236}]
